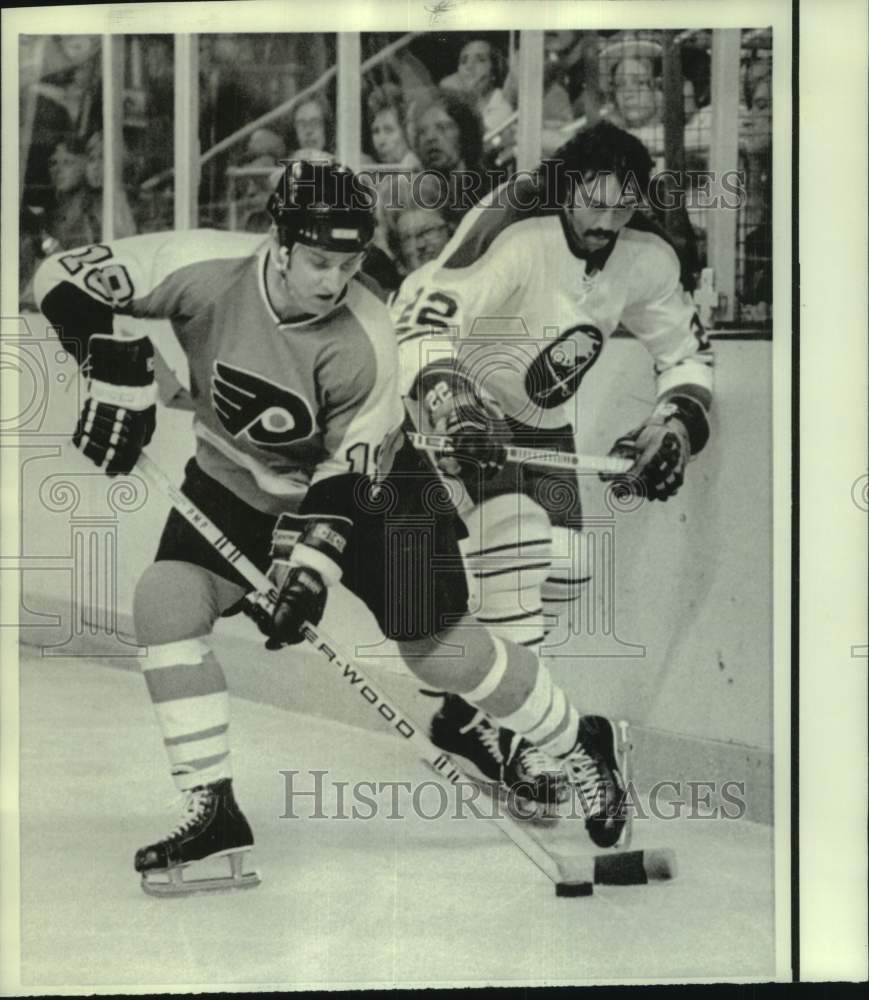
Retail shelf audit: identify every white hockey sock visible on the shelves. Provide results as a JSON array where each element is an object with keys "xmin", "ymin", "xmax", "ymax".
[
  {"xmin": 542, "ymin": 527, "xmax": 591, "ymax": 636},
  {"xmin": 462, "ymin": 495, "xmax": 552, "ymax": 652},
  {"xmin": 141, "ymin": 638, "xmax": 232, "ymax": 791}
]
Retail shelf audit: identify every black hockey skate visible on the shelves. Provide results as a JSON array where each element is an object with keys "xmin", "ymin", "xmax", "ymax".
[
  {"xmin": 427, "ymin": 693, "xmax": 569, "ymax": 817},
  {"xmin": 560, "ymin": 715, "xmax": 631, "ymax": 849},
  {"xmin": 135, "ymin": 778, "xmax": 260, "ymax": 896}
]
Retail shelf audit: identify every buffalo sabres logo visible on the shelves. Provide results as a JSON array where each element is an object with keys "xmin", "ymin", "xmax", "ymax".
[
  {"xmin": 525, "ymin": 323, "xmax": 603, "ymax": 409},
  {"xmin": 211, "ymin": 361, "xmax": 315, "ymax": 451}
]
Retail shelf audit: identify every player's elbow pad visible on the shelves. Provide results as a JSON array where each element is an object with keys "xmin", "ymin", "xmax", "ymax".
[{"xmin": 38, "ymin": 280, "xmax": 115, "ymax": 365}]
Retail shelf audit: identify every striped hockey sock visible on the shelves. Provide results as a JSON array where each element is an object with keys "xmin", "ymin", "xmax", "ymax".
[
  {"xmin": 495, "ymin": 661, "xmax": 580, "ymax": 758},
  {"xmin": 462, "ymin": 635, "xmax": 579, "ymax": 758},
  {"xmin": 140, "ymin": 637, "xmax": 232, "ymax": 791}
]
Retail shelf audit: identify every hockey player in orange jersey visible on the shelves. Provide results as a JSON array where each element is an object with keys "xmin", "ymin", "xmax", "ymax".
[{"xmin": 35, "ymin": 160, "xmax": 628, "ymax": 896}]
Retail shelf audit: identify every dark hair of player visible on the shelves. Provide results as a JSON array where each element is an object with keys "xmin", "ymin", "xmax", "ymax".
[
  {"xmin": 544, "ymin": 120, "xmax": 655, "ymax": 207},
  {"xmin": 267, "ymin": 160, "xmax": 377, "ymax": 254}
]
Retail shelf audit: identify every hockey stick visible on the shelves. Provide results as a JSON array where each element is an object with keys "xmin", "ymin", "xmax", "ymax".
[
  {"xmin": 406, "ymin": 431, "xmax": 632, "ymax": 476},
  {"xmin": 135, "ymin": 451, "xmax": 674, "ymax": 894}
]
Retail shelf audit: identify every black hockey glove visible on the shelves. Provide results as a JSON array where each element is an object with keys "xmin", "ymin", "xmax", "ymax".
[
  {"xmin": 439, "ymin": 389, "xmax": 508, "ymax": 479},
  {"xmin": 416, "ymin": 365, "xmax": 508, "ymax": 480},
  {"xmin": 602, "ymin": 395, "xmax": 709, "ymax": 502},
  {"xmin": 74, "ymin": 334, "xmax": 157, "ymax": 476},
  {"xmin": 257, "ymin": 512, "xmax": 352, "ymax": 650},
  {"xmin": 267, "ymin": 566, "xmax": 327, "ymax": 649}
]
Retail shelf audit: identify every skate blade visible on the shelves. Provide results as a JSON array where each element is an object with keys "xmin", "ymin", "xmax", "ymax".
[
  {"xmin": 141, "ymin": 849, "xmax": 261, "ymax": 898},
  {"xmin": 614, "ymin": 719, "xmax": 633, "ymax": 850}
]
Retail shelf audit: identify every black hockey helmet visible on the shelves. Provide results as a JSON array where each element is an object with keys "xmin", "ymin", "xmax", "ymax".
[{"xmin": 267, "ymin": 160, "xmax": 376, "ymax": 254}]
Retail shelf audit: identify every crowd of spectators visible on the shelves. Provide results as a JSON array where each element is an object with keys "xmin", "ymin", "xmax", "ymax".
[{"xmin": 20, "ymin": 30, "xmax": 772, "ymax": 318}]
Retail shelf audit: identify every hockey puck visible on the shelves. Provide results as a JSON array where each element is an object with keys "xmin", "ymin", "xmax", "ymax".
[{"xmin": 555, "ymin": 880, "xmax": 594, "ymax": 897}]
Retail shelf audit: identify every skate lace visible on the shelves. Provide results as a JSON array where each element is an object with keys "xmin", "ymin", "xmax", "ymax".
[
  {"xmin": 516, "ymin": 742, "xmax": 561, "ymax": 778},
  {"xmin": 166, "ymin": 788, "xmax": 211, "ymax": 839},
  {"xmin": 458, "ymin": 711, "xmax": 502, "ymax": 763},
  {"xmin": 564, "ymin": 745, "xmax": 605, "ymax": 811}
]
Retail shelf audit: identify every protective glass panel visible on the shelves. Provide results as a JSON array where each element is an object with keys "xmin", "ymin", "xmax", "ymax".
[
  {"xmin": 19, "ymin": 34, "xmax": 176, "ymax": 307},
  {"xmin": 736, "ymin": 29, "xmax": 772, "ymax": 325},
  {"xmin": 197, "ymin": 33, "xmax": 336, "ymax": 233}
]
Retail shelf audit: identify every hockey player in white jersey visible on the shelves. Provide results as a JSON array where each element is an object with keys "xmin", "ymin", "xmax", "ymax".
[
  {"xmin": 35, "ymin": 159, "xmax": 628, "ymax": 896},
  {"xmin": 392, "ymin": 121, "xmax": 714, "ymax": 809}
]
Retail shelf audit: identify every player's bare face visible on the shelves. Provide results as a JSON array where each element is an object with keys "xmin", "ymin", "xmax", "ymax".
[
  {"xmin": 274, "ymin": 243, "xmax": 364, "ymax": 319},
  {"xmin": 564, "ymin": 172, "xmax": 639, "ymax": 253}
]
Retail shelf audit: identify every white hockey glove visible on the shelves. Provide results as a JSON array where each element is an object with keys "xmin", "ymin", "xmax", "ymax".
[
  {"xmin": 74, "ymin": 334, "xmax": 157, "ymax": 476},
  {"xmin": 602, "ymin": 395, "xmax": 709, "ymax": 502}
]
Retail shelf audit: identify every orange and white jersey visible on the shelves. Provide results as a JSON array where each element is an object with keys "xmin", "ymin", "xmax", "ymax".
[
  {"xmin": 35, "ymin": 230, "xmax": 404, "ymax": 516},
  {"xmin": 391, "ymin": 177, "xmax": 714, "ymax": 431}
]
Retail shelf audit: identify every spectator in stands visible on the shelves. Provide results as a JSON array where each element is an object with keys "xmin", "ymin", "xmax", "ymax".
[
  {"xmin": 366, "ymin": 84, "xmax": 419, "ymax": 167},
  {"xmin": 245, "ymin": 126, "xmax": 287, "ymax": 164},
  {"xmin": 391, "ymin": 205, "xmax": 452, "ymax": 275},
  {"xmin": 407, "ymin": 87, "xmax": 488, "ymax": 226},
  {"xmin": 233, "ymin": 132, "xmax": 285, "ymax": 232},
  {"xmin": 83, "ymin": 131, "xmax": 137, "ymax": 239},
  {"xmin": 741, "ymin": 75, "xmax": 771, "ymax": 158},
  {"xmin": 440, "ymin": 38, "xmax": 514, "ymax": 136},
  {"xmin": 502, "ymin": 31, "xmax": 585, "ymax": 160},
  {"xmin": 43, "ymin": 136, "xmax": 100, "ymax": 249},
  {"xmin": 739, "ymin": 64, "xmax": 771, "ymax": 322},
  {"xmin": 43, "ymin": 35, "xmax": 102, "ymax": 132},
  {"xmin": 739, "ymin": 63, "xmax": 772, "ymax": 226},
  {"xmin": 23, "ymin": 35, "xmax": 103, "ymax": 207},
  {"xmin": 291, "ymin": 94, "xmax": 332, "ymax": 153},
  {"xmin": 597, "ymin": 35, "xmax": 702, "ymax": 288},
  {"xmin": 409, "ymin": 87, "xmax": 484, "ymax": 176},
  {"xmin": 600, "ymin": 36, "xmax": 665, "ymax": 154}
]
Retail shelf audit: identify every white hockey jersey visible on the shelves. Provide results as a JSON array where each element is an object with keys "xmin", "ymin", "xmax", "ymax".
[
  {"xmin": 392, "ymin": 178, "xmax": 714, "ymax": 431},
  {"xmin": 35, "ymin": 230, "xmax": 405, "ymax": 517}
]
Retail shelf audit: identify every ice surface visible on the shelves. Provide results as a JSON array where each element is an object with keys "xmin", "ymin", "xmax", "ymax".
[{"xmin": 18, "ymin": 649, "xmax": 775, "ymax": 989}]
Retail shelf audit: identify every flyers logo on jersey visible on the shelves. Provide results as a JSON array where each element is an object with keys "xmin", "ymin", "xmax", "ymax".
[
  {"xmin": 525, "ymin": 324, "xmax": 603, "ymax": 408},
  {"xmin": 211, "ymin": 361, "xmax": 315, "ymax": 451}
]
